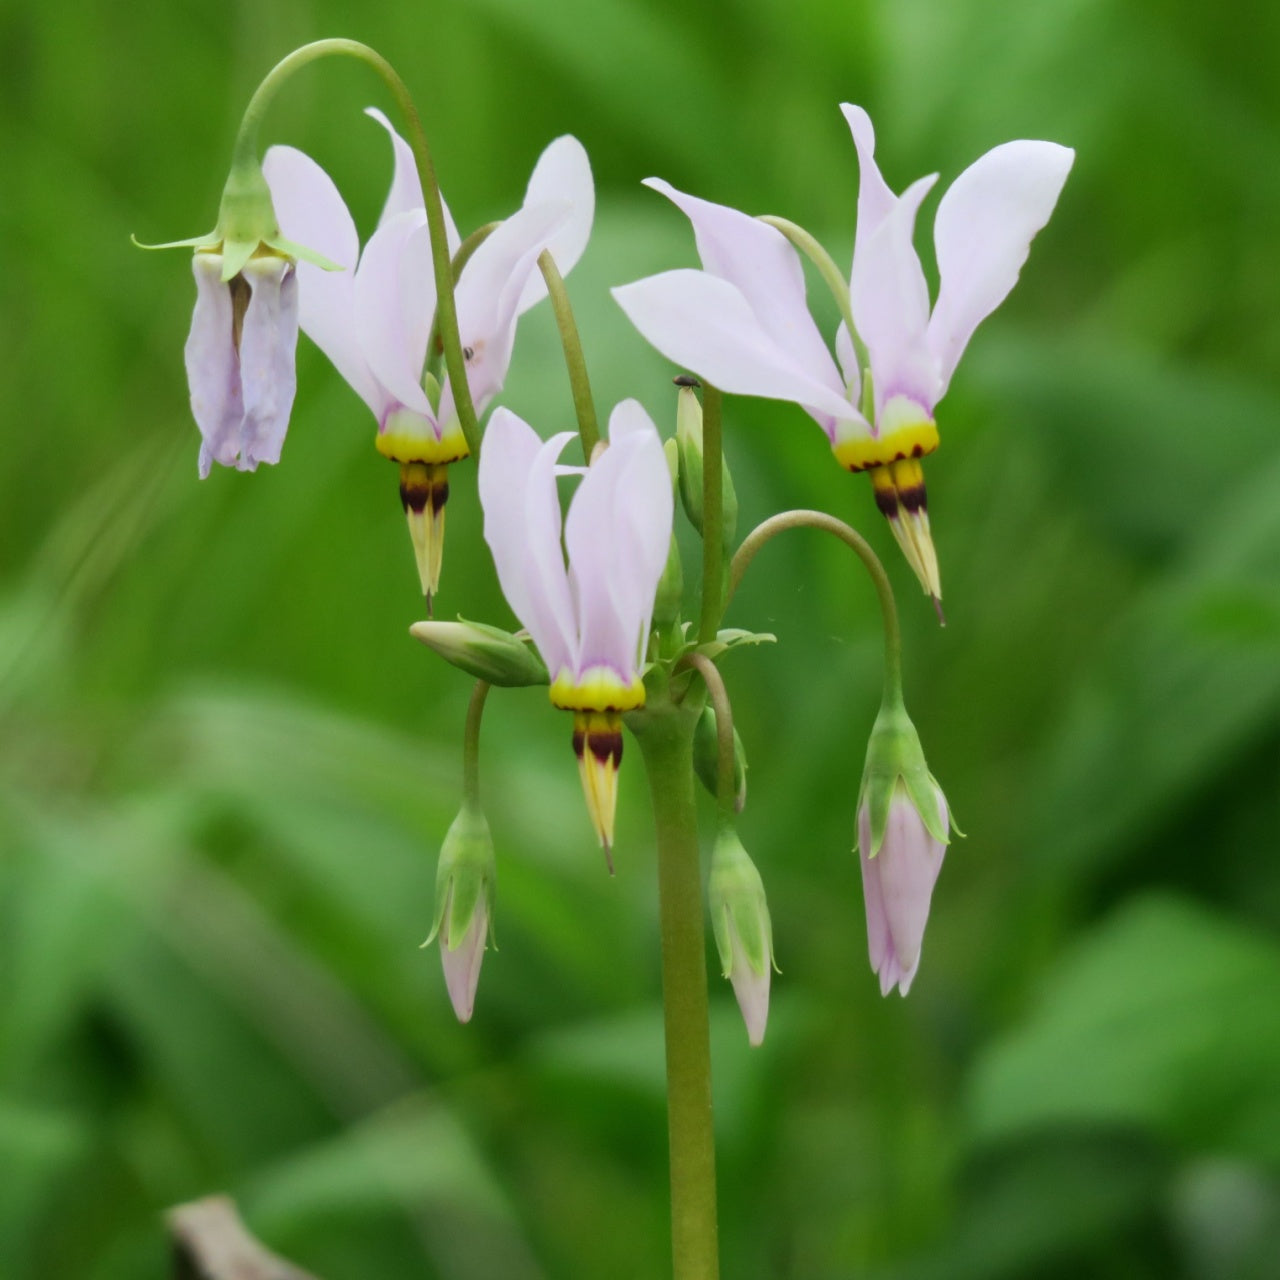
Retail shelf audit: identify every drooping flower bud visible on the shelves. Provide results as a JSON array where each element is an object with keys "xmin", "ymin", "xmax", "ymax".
[
  {"xmin": 855, "ymin": 700, "xmax": 952, "ymax": 996},
  {"xmin": 410, "ymin": 619, "xmax": 549, "ymax": 687},
  {"xmin": 709, "ymin": 826, "xmax": 775, "ymax": 1046},
  {"xmin": 424, "ymin": 802, "xmax": 496, "ymax": 1022},
  {"xmin": 675, "ymin": 383, "xmax": 737, "ymax": 554},
  {"xmin": 693, "ymin": 703, "xmax": 748, "ymax": 812}
]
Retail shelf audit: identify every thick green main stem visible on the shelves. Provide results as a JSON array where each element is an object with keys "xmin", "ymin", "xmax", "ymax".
[
  {"xmin": 729, "ymin": 508, "xmax": 903, "ymax": 700},
  {"xmin": 230, "ymin": 39, "xmax": 480, "ymax": 457},
  {"xmin": 634, "ymin": 706, "xmax": 720, "ymax": 1280}
]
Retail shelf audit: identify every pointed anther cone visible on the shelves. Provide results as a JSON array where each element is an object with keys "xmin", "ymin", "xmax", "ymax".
[
  {"xmin": 399, "ymin": 461, "xmax": 450, "ymax": 600},
  {"xmin": 572, "ymin": 711, "xmax": 623, "ymax": 870},
  {"xmin": 869, "ymin": 458, "xmax": 942, "ymax": 605}
]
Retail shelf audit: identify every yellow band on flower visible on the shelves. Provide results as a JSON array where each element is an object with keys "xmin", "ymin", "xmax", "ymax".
[
  {"xmin": 832, "ymin": 422, "xmax": 940, "ymax": 473},
  {"xmin": 376, "ymin": 419, "xmax": 471, "ymax": 466},
  {"xmin": 550, "ymin": 667, "xmax": 646, "ymax": 713}
]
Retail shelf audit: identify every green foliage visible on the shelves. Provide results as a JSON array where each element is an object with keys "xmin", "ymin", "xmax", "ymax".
[{"xmin": 3, "ymin": 0, "xmax": 1279, "ymax": 1275}]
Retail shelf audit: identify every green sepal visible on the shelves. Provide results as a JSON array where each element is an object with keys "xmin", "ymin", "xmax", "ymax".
[
  {"xmin": 675, "ymin": 385, "xmax": 738, "ymax": 554},
  {"xmin": 424, "ymin": 802, "xmax": 496, "ymax": 950},
  {"xmin": 689, "ymin": 627, "xmax": 776, "ymax": 661},
  {"xmin": 410, "ymin": 618, "xmax": 549, "ymax": 687},
  {"xmin": 271, "ymin": 236, "xmax": 343, "ymax": 272},
  {"xmin": 693, "ymin": 703, "xmax": 748, "ymax": 812},
  {"xmin": 856, "ymin": 698, "xmax": 950, "ymax": 856},
  {"xmin": 709, "ymin": 827, "xmax": 774, "ymax": 978},
  {"xmin": 131, "ymin": 230, "xmax": 220, "ymax": 252}
]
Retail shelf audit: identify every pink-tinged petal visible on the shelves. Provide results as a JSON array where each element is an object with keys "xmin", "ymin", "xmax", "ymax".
[
  {"xmin": 841, "ymin": 104, "xmax": 899, "ymax": 290},
  {"xmin": 516, "ymin": 136, "xmax": 595, "ymax": 314},
  {"xmin": 852, "ymin": 173, "xmax": 942, "ymax": 419},
  {"xmin": 876, "ymin": 787, "xmax": 947, "ymax": 992},
  {"xmin": 184, "ymin": 254, "xmax": 243, "ymax": 478},
  {"xmin": 927, "ymin": 139, "xmax": 1074, "ymax": 395},
  {"xmin": 725, "ymin": 913, "xmax": 771, "ymax": 1047},
  {"xmin": 365, "ymin": 107, "xmax": 462, "ymax": 253},
  {"xmin": 236, "ymin": 257, "xmax": 299, "ymax": 471},
  {"xmin": 644, "ymin": 178, "xmax": 845, "ymax": 397},
  {"xmin": 354, "ymin": 210, "xmax": 437, "ymax": 418},
  {"xmin": 858, "ymin": 804, "xmax": 894, "ymax": 981},
  {"xmin": 565, "ymin": 401, "xmax": 672, "ymax": 675},
  {"xmin": 479, "ymin": 410, "xmax": 578, "ymax": 676},
  {"xmin": 613, "ymin": 270, "xmax": 866, "ymax": 438},
  {"xmin": 447, "ymin": 200, "xmax": 571, "ymax": 417},
  {"xmin": 440, "ymin": 892, "xmax": 487, "ymax": 1023},
  {"xmin": 834, "ymin": 320, "xmax": 859, "ymax": 393}
]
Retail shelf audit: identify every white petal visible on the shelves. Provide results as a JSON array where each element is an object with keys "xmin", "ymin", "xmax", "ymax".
[
  {"xmin": 857, "ymin": 804, "xmax": 893, "ymax": 980},
  {"xmin": 644, "ymin": 178, "xmax": 845, "ymax": 396},
  {"xmin": 851, "ymin": 173, "xmax": 942, "ymax": 418},
  {"xmin": 613, "ymin": 270, "xmax": 865, "ymax": 434},
  {"xmin": 564, "ymin": 401, "xmax": 672, "ymax": 676},
  {"xmin": 727, "ymin": 918, "xmax": 771, "ymax": 1047},
  {"xmin": 237, "ymin": 257, "xmax": 299, "ymax": 471},
  {"xmin": 365, "ymin": 107, "xmax": 462, "ymax": 254},
  {"xmin": 479, "ymin": 409, "xmax": 578, "ymax": 676},
  {"xmin": 841, "ymin": 104, "xmax": 898, "ymax": 292},
  {"xmin": 263, "ymin": 145, "xmax": 385, "ymax": 417},
  {"xmin": 876, "ymin": 789, "xmax": 947, "ymax": 985},
  {"xmin": 516, "ymin": 136, "xmax": 595, "ymax": 314},
  {"xmin": 355, "ymin": 211, "xmax": 436, "ymax": 418},
  {"xmin": 440, "ymin": 893, "xmax": 487, "ymax": 1023},
  {"xmin": 184, "ymin": 254, "xmax": 242, "ymax": 477},
  {"xmin": 928, "ymin": 140, "xmax": 1074, "ymax": 395},
  {"xmin": 450, "ymin": 200, "xmax": 571, "ymax": 415}
]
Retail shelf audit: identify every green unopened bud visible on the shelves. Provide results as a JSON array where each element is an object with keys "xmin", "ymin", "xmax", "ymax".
[
  {"xmin": 693, "ymin": 703, "xmax": 747, "ymax": 812},
  {"xmin": 410, "ymin": 619, "xmax": 549, "ymax": 687},
  {"xmin": 653, "ymin": 439, "xmax": 685, "ymax": 633},
  {"xmin": 709, "ymin": 827, "xmax": 775, "ymax": 1046},
  {"xmin": 676, "ymin": 385, "xmax": 738, "ymax": 553},
  {"xmin": 425, "ymin": 802, "xmax": 496, "ymax": 1023}
]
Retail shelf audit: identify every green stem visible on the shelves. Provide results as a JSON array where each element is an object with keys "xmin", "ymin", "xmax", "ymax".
[
  {"xmin": 758, "ymin": 215, "xmax": 868, "ymax": 375},
  {"xmin": 461, "ymin": 679, "xmax": 491, "ymax": 807},
  {"xmin": 683, "ymin": 654, "xmax": 735, "ymax": 828},
  {"xmin": 538, "ymin": 249, "xmax": 600, "ymax": 458},
  {"xmin": 632, "ymin": 700, "xmax": 720, "ymax": 1280},
  {"xmin": 698, "ymin": 385, "xmax": 724, "ymax": 644},
  {"xmin": 229, "ymin": 39, "xmax": 480, "ymax": 457},
  {"xmin": 729, "ymin": 509, "xmax": 903, "ymax": 701}
]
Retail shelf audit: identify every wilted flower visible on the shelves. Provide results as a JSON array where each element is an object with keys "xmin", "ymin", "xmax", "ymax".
[
  {"xmin": 855, "ymin": 699, "xmax": 952, "ymax": 996},
  {"xmin": 478, "ymin": 401, "xmax": 673, "ymax": 861},
  {"xmin": 613, "ymin": 105, "xmax": 1073, "ymax": 605},
  {"xmin": 263, "ymin": 110, "xmax": 594, "ymax": 599}
]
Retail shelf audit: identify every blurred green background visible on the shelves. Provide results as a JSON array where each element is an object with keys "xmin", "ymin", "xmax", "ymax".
[{"xmin": 4, "ymin": 0, "xmax": 1280, "ymax": 1275}]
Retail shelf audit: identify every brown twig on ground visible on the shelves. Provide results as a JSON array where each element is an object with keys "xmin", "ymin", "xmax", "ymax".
[{"xmin": 168, "ymin": 1196, "xmax": 319, "ymax": 1280}]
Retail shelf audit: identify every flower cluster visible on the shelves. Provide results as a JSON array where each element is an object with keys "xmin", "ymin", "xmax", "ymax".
[{"xmin": 153, "ymin": 73, "xmax": 1070, "ymax": 1044}]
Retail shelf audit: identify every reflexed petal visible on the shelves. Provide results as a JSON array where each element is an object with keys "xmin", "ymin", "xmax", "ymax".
[
  {"xmin": 355, "ymin": 210, "xmax": 437, "ymax": 418},
  {"xmin": 612, "ymin": 270, "xmax": 865, "ymax": 435},
  {"xmin": 450, "ymin": 200, "xmax": 571, "ymax": 415},
  {"xmin": 841, "ymin": 104, "xmax": 898, "ymax": 290},
  {"xmin": 516, "ymin": 136, "xmax": 595, "ymax": 314},
  {"xmin": 565, "ymin": 400, "xmax": 672, "ymax": 675},
  {"xmin": 852, "ymin": 173, "xmax": 941, "ymax": 418},
  {"xmin": 876, "ymin": 787, "xmax": 947, "ymax": 992},
  {"xmin": 184, "ymin": 254, "xmax": 243, "ymax": 478},
  {"xmin": 237, "ymin": 257, "xmax": 299, "ymax": 470},
  {"xmin": 365, "ymin": 107, "xmax": 462, "ymax": 253},
  {"xmin": 928, "ymin": 140, "xmax": 1074, "ymax": 394},
  {"xmin": 479, "ymin": 409, "xmax": 578, "ymax": 676},
  {"xmin": 644, "ymin": 179, "xmax": 844, "ymax": 396},
  {"xmin": 262, "ymin": 145, "xmax": 384, "ymax": 416}
]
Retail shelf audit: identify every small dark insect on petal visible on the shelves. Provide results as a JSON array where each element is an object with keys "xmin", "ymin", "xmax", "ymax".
[{"xmin": 673, "ymin": 374, "xmax": 701, "ymax": 388}]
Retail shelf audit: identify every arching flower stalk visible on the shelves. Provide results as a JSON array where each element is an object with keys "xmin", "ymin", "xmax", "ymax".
[
  {"xmin": 613, "ymin": 104, "xmax": 1073, "ymax": 609},
  {"xmin": 264, "ymin": 111, "xmax": 594, "ymax": 602},
  {"xmin": 478, "ymin": 401, "xmax": 673, "ymax": 864}
]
